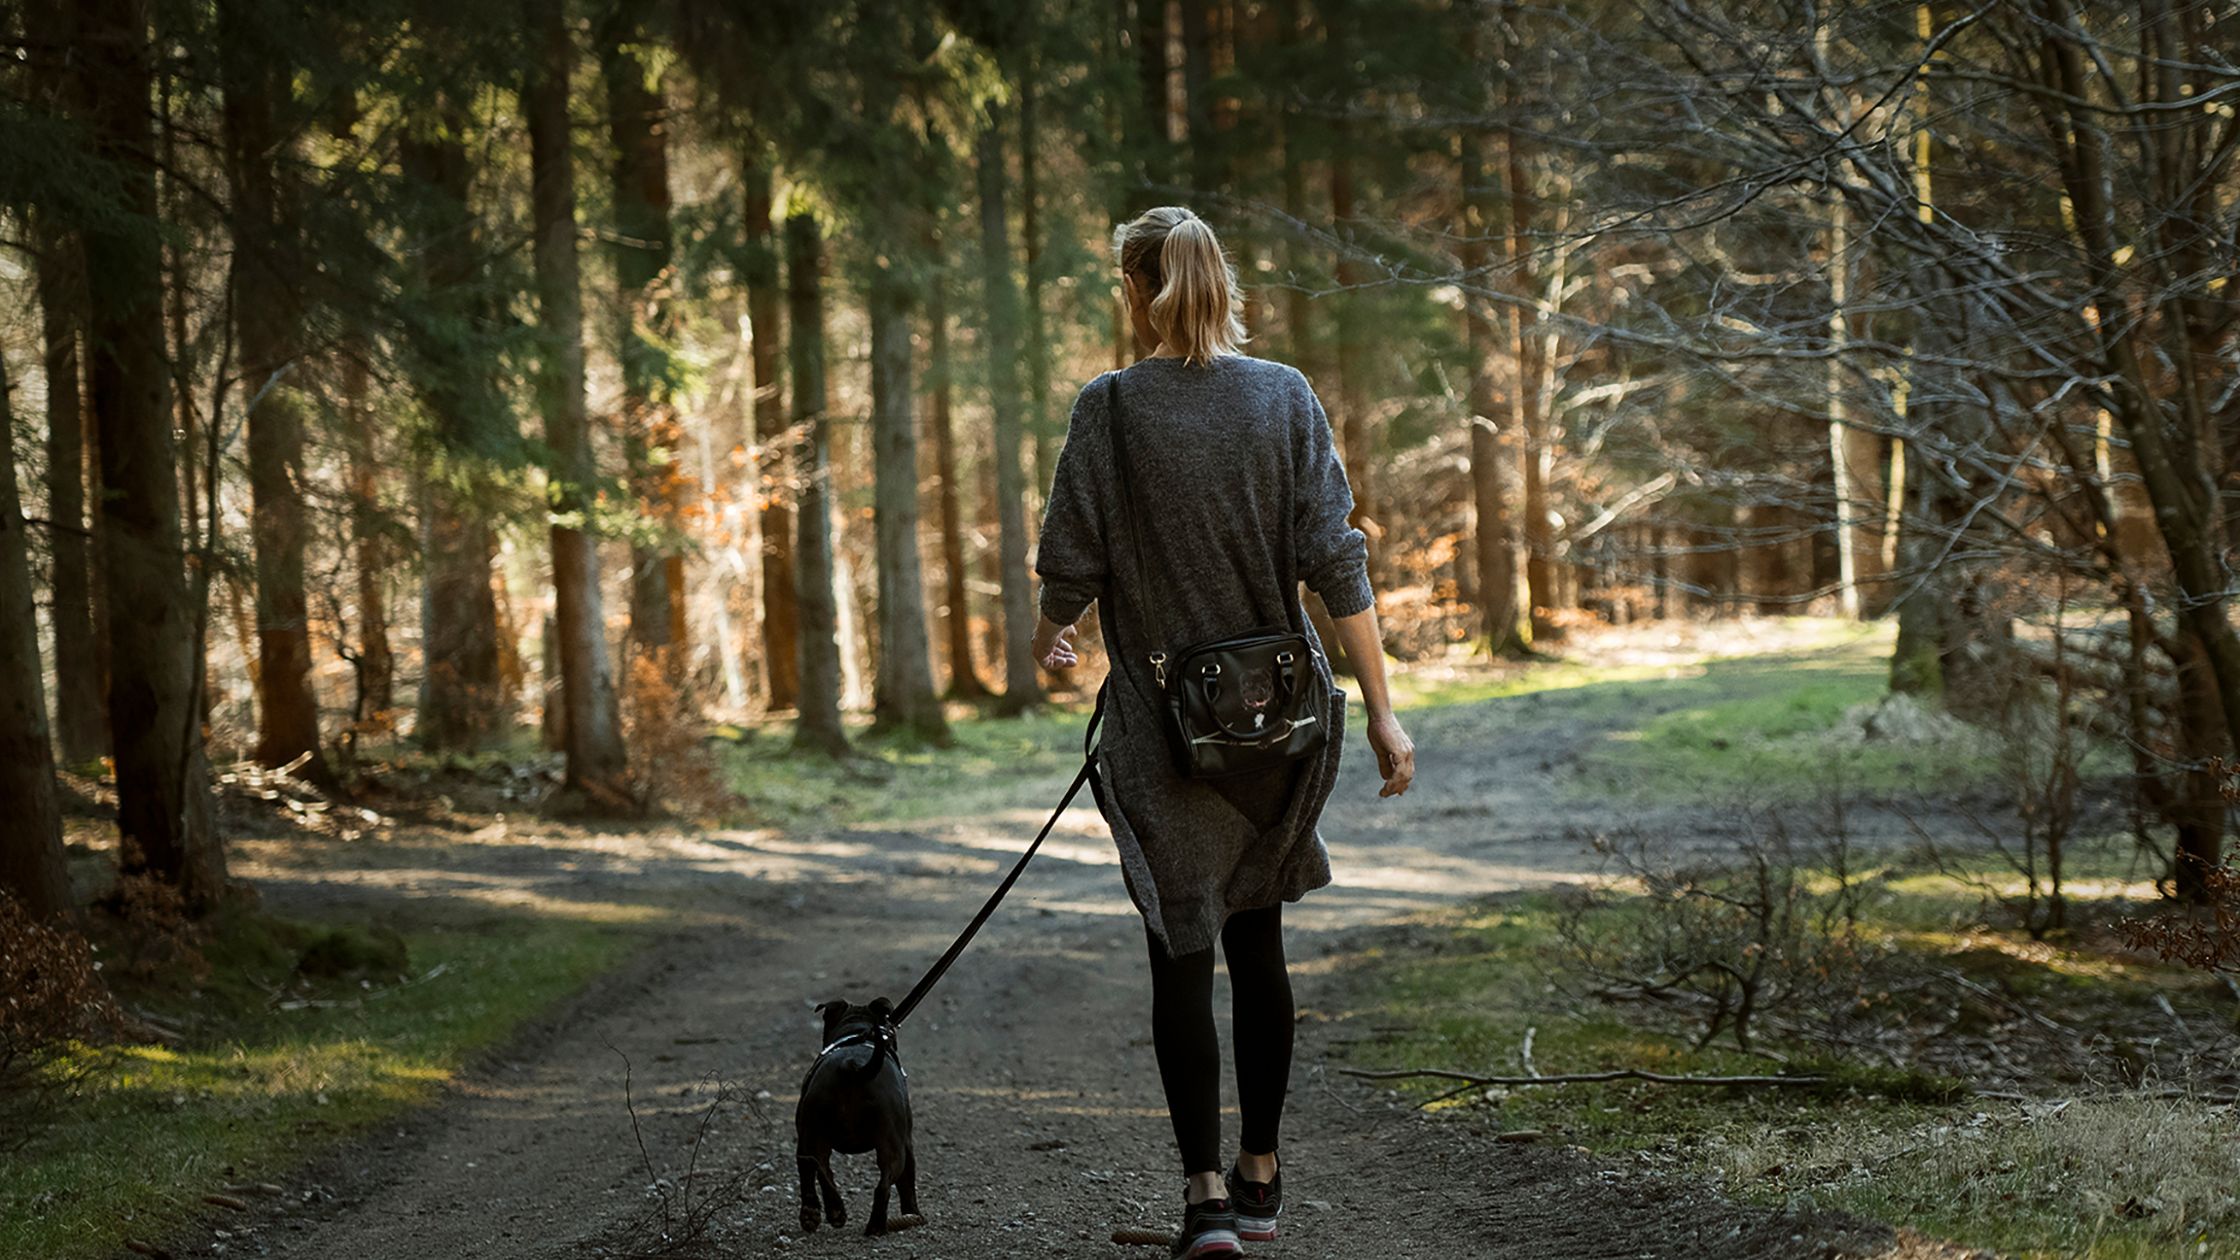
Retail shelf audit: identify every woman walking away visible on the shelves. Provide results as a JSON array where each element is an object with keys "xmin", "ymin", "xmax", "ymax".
[{"xmin": 1032, "ymin": 206, "xmax": 1417, "ymax": 1259}]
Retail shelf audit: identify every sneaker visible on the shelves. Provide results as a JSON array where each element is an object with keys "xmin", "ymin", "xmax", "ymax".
[
  {"xmin": 1225, "ymin": 1163, "xmax": 1282, "ymax": 1242},
  {"xmin": 1170, "ymin": 1196, "xmax": 1243, "ymax": 1258}
]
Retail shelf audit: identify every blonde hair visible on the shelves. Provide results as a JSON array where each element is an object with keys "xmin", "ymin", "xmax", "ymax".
[{"xmin": 1112, "ymin": 206, "xmax": 1247, "ymax": 366}]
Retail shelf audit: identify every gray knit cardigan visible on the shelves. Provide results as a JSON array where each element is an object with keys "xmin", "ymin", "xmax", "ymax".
[{"xmin": 1035, "ymin": 354, "xmax": 1374, "ymax": 956}]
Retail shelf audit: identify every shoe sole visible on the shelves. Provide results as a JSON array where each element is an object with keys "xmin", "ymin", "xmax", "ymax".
[
  {"xmin": 1178, "ymin": 1228, "xmax": 1243, "ymax": 1257},
  {"xmin": 1237, "ymin": 1214, "xmax": 1279, "ymax": 1242}
]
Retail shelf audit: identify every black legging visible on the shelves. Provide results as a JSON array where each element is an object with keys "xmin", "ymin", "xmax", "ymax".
[{"xmin": 1145, "ymin": 903, "xmax": 1294, "ymax": 1175}]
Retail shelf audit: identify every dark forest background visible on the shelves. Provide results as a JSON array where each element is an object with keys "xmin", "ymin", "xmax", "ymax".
[{"xmin": 5, "ymin": 0, "xmax": 2240, "ymax": 945}]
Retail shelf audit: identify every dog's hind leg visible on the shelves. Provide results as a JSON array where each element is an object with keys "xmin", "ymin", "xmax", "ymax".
[
  {"xmin": 864, "ymin": 1142, "xmax": 899, "ymax": 1236},
  {"xmin": 897, "ymin": 1145, "xmax": 920, "ymax": 1219},
  {"xmin": 795, "ymin": 1154, "xmax": 823, "ymax": 1234},
  {"xmin": 815, "ymin": 1156, "xmax": 847, "ymax": 1227}
]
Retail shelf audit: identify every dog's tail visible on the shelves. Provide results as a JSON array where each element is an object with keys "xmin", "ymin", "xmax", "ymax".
[{"xmin": 815, "ymin": 1031, "xmax": 891, "ymax": 1084}]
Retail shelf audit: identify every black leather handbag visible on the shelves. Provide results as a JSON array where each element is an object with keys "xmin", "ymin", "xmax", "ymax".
[{"xmin": 1104, "ymin": 374, "xmax": 1331, "ymax": 779}]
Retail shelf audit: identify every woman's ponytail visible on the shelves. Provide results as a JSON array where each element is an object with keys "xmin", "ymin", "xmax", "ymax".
[{"xmin": 1112, "ymin": 206, "xmax": 1247, "ymax": 366}]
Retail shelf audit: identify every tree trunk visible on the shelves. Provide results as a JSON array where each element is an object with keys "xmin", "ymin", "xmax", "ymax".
[
  {"xmin": 1328, "ymin": 153, "xmax": 1378, "ymax": 582},
  {"xmin": 341, "ymin": 337, "xmax": 392, "ymax": 722},
  {"xmin": 786, "ymin": 213, "xmax": 848, "ymax": 757},
  {"xmin": 1179, "ymin": 0, "xmax": 1216, "ymax": 191},
  {"xmin": 1822, "ymin": 178, "xmax": 1887, "ymax": 619},
  {"xmin": 743, "ymin": 154, "xmax": 799, "ymax": 711},
  {"xmin": 602, "ymin": 0, "xmax": 685, "ymax": 663},
  {"xmin": 221, "ymin": 0, "xmax": 324, "ymax": 777},
  {"xmin": 976, "ymin": 120, "xmax": 1045, "ymax": 713},
  {"xmin": 28, "ymin": 0, "xmax": 105, "ymax": 769},
  {"xmin": 924, "ymin": 223, "xmax": 988, "ymax": 701},
  {"xmin": 401, "ymin": 110, "xmax": 505, "ymax": 751},
  {"xmin": 35, "ymin": 223, "xmax": 106, "ymax": 766},
  {"xmin": 526, "ymin": 0, "xmax": 630, "ymax": 809},
  {"xmin": 866, "ymin": 276, "xmax": 948, "ymax": 740},
  {"xmin": 82, "ymin": 0, "xmax": 227, "ymax": 907},
  {"xmin": 2030, "ymin": 12, "xmax": 2240, "ymax": 837},
  {"xmin": 1457, "ymin": 8, "xmax": 1527, "ymax": 656},
  {"xmin": 0, "ymin": 352, "xmax": 74, "ymax": 921},
  {"xmin": 1019, "ymin": 58, "xmax": 1056, "ymax": 505},
  {"xmin": 1500, "ymin": 0, "xmax": 1560, "ymax": 643},
  {"xmin": 1134, "ymin": 0, "xmax": 1171, "ymax": 195}
]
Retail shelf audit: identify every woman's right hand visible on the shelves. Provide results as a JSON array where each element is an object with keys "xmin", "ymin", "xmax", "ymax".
[{"xmin": 1366, "ymin": 713, "xmax": 1415, "ymax": 798}]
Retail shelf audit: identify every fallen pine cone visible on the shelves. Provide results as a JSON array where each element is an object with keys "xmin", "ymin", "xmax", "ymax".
[
  {"xmin": 1112, "ymin": 1227, "xmax": 1170, "ymax": 1246},
  {"xmin": 203, "ymin": 1193, "xmax": 250, "ymax": 1211}
]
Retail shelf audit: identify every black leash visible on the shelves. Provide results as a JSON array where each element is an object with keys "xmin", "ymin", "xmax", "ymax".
[{"xmin": 887, "ymin": 687, "xmax": 1107, "ymax": 1027}]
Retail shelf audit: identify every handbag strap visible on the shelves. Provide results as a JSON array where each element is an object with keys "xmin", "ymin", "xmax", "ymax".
[{"xmin": 1102, "ymin": 372, "xmax": 1304, "ymax": 654}]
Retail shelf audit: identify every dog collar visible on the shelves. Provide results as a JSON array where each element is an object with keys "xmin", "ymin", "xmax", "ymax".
[{"xmin": 805, "ymin": 1023, "xmax": 905, "ymax": 1085}]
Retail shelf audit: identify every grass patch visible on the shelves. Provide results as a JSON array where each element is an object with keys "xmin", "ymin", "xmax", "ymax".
[
  {"xmin": 719, "ymin": 700, "xmax": 1147, "ymax": 828},
  {"xmin": 1567, "ymin": 647, "xmax": 1993, "ymax": 803},
  {"xmin": 0, "ymin": 907, "xmax": 644, "ymax": 1260},
  {"xmin": 1328, "ymin": 876, "xmax": 2239, "ymax": 1259}
]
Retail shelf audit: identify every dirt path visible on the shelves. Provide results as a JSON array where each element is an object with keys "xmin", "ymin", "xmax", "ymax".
[{"xmin": 195, "ymin": 626, "xmax": 1942, "ymax": 1260}]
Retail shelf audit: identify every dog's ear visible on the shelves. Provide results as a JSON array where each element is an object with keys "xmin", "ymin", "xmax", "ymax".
[
  {"xmin": 868, "ymin": 997, "xmax": 893, "ymax": 1023},
  {"xmin": 815, "ymin": 998, "xmax": 848, "ymax": 1036}
]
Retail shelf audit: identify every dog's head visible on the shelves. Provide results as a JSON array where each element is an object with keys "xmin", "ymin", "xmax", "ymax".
[{"xmin": 815, "ymin": 996, "xmax": 895, "ymax": 1047}]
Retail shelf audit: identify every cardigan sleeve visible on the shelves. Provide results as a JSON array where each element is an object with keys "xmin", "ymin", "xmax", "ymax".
[
  {"xmin": 1290, "ymin": 372, "xmax": 1375, "ymax": 618},
  {"xmin": 1034, "ymin": 376, "xmax": 1111, "ymax": 625}
]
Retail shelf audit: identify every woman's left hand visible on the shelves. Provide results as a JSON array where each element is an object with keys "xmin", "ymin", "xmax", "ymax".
[{"xmin": 1033, "ymin": 617, "xmax": 1079, "ymax": 670}]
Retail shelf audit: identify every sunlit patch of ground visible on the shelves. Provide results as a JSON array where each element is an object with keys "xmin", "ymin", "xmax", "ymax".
[
  {"xmin": 1323, "ymin": 868, "xmax": 2240, "ymax": 1260},
  {"xmin": 1, "ymin": 910, "xmax": 640, "ymax": 1260}
]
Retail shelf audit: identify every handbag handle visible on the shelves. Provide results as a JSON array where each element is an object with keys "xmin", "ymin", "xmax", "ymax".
[{"xmin": 1188, "ymin": 653, "xmax": 1304, "ymax": 741}]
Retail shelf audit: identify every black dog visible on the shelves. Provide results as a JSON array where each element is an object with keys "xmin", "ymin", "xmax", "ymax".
[{"xmin": 795, "ymin": 997, "xmax": 918, "ymax": 1236}]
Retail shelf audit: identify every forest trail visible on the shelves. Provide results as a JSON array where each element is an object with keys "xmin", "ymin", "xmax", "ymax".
[{"xmin": 198, "ymin": 627, "xmax": 1951, "ymax": 1260}]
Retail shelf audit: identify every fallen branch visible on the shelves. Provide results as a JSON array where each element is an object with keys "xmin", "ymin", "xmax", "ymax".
[{"xmin": 1339, "ymin": 1066, "xmax": 1824, "ymax": 1089}]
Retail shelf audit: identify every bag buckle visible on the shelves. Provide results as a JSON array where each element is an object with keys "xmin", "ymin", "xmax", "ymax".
[{"xmin": 1149, "ymin": 651, "xmax": 1168, "ymax": 686}]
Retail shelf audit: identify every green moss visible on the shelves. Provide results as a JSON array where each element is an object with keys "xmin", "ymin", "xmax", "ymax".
[{"xmin": 0, "ymin": 910, "xmax": 642, "ymax": 1260}]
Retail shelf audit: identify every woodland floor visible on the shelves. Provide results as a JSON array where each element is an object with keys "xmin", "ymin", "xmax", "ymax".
[{"xmin": 165, "ymin": 620, "xmax": 1988, "ymax": 1260}]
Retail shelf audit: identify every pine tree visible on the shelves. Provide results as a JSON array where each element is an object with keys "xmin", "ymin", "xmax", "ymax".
[
  {"xmin": 81, "ymin": 0, "xmax": 227, "ymax": 907},
  {"xmin": 526, "ymin": 0, "xmax": 631, "ymax": 807}
]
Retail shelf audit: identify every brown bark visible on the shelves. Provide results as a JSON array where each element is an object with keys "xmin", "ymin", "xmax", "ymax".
[
  {"xmin": 787, "ymin": 213, "xmax": 848, "ymax": 756},
  {"xmin": 221, "ymin": 0, "xmax": 324, "ymax": 776},
  {"xmin": 2029, "ymin": 7, "xmax": 2235, "ymax": 893},
  {"xmin": 866, "ymin": 274, "xmax": 948, "ymax": 740},
  {"xmin": 0, "ymin": 351, "xmax": 74, "ymax": 921},
  {"xmin": 82, "ymin": 0, "xmax": 227, "ymax": 907},
  {"xmin": 1329, "ymin": 153, "xmax": 1378, "ymax": 582},
  {"xmin": 340, "ymin": 338, "xmax": 392, "ymax": 721},
  {"xmin": 1458, "ymin": 3, "xmax": 1526, "ymax": 655},
  {"xmin": 1134, "ymin": 0, "xmax": 1172, "ymax": 194},
  {"xmin": 743, "ymin": 155, "xmax": 799, "ymax": 711},
  {"xmin": 28, "ymin": 2, "xmax": 104, "ymax": 766},
  {"xmin": 1019, "ymin": 59, "xmax": 1056, "ymax": 505},
  {"xmin": 925, "ymin": 234, "xmax": 989, "ymax": 700},
  {"xmin": 1502, "ymin": 2, "xmax": 1560, "ymax": 642},
  {"xmin": 401, "ymin": 99, "xmax": 505, "ymax": 750},
  {"xmin": 526, "ymin": 0, "xmax": 630, "ymax": 807},
  {"xmin": 976, "ymin": 120, "xmax": 1045, "ymax": 713},
  {"xmin": 35, "ymin": 223, "xmax": 106, "ymax": 766},
  {"xmin": 602, "ymin": 0, "xmax": 685, "ymax": 662}
]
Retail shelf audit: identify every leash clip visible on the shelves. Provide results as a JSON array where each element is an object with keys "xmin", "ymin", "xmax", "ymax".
[{"xmin": 1149, "ymin": 651, "xmax": 1169, "ymax": 686}]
